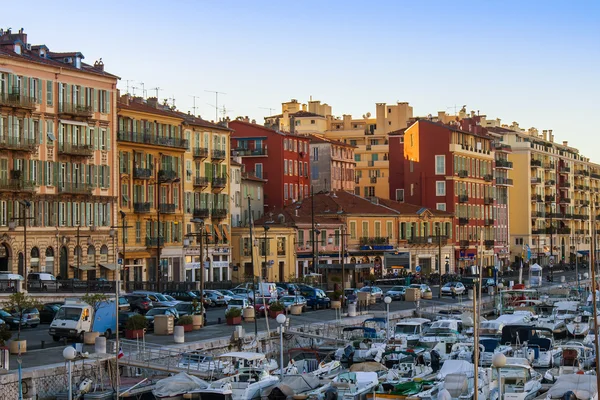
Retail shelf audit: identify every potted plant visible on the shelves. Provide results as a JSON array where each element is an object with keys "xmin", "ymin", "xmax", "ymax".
[
  {"xmin": 243, "ymin": 305, "xmax": 255, "ymax": 322},
  {"xmin": 423, "ymin": 288, "xmax": 433, "ymax": 300},
  {"xmin": 331, "ymin": 289, "xmax": 343, "ymax": 309},
  {"xmin": 0, "ymin": 324, "xmax": 12, "ymax": 348},
  {"xmin": 225, "ymin": 307, "xmax": 242, "ymax": 325},
  {"xmin": 191, "ymin": 299, "xmax": 204, "ymax": 330},
  {"xmin": 268, "ymin": 301, "xmax": 284, "ymax": 319},
  {"xmin": 3, "ymin": 292, "xmax": 39, "ymax": 354},
  {"xmin": 81, "ymin": 293, "xmax": 110, "ymax": 343},
  {"xmin": 125, "ymin": 314, "xmax": 147, "ymax": 339},
  {"xmin": 176, "ymin": 315, "xmax": 194, "ymax": 332}
]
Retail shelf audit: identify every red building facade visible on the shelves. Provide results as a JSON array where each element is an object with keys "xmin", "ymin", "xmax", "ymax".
[
  {"xmin": 229, "ymin": 120, "xmax": 310, "ymax": 212},
  {"xmin": 388, "ymin": 119, "xmax": 501, "ymax": 271}
]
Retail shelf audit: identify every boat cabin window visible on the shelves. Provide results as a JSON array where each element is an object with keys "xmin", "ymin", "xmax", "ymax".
[{"xmin": 395, "ymin": 324, "xmax": 418, "ymax": 334}]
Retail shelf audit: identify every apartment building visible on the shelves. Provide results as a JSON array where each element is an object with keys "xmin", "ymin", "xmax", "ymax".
[
  {"xmin": 309, "ymin": 135, "xmax": 356, "ymax": 193},
  {"xmin": 0, "ymin": 29, "xmax": 118, "ymax": 281}
]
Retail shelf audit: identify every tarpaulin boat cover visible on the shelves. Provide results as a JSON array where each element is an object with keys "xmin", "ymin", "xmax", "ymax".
[
  {"xmin": 547, "ymin": 375, "xmax": 597, "ymax": 399},
  {"xmin": 349, "ymin": 361, "xmax": 388, "ymax": 372},
  {"xmin": 391, "ymin": 381, "xmax": 435, "ymax": 396},
  {"xmin": 437, "ymin": 360, "xmax": 474, "ymax": 379},
  {"xmin": 152, "ymin": 372, "xmax": 210, "ymax": 397},
  {"xmin": 263, "ymin": 374, "xmax": 322, "ymax": 399}
]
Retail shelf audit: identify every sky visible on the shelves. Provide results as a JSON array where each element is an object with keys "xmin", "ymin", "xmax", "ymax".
[{"xmin": 5, "ymin": 0, "xmax": 599, "ymax": 153}]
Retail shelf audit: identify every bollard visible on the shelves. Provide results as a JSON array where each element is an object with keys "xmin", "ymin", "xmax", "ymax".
[
  {"xmin": 95, "ymin": 336, "xmax": 107, "ymax": 354},
  {"xmin": 41, "ymin": 340, "xmax": 45, "ymax": 349},
  {"xmin": 174, "ymin": 326, "xmax": 185, "ymax": 344},
  {"xmin": 218, "ymin": 317, "xmax": 221, "ymax": 325}
]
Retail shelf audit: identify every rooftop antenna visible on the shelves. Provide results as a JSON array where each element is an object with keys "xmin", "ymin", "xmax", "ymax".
[
  {"xmin": 221, "ymin": 105, "xmax": 233, "ymax": 119},
  {"xmin": 259, "ymin": 107, "xmax": 276, "ymax": 115},
  {"xmin": 131, "ymin": 86, "xmax": 138, "ymax": 96},
  {"xmin": 205, "ymin": 90, "xmax": 226, "ymax": 122},
  {"xmin": 149, "ymin": 87, "xmax": 162, "ymax": 99},
  {"xmin": 167, "ymin": 96, "xmax": 176, "ymax": 108},
  {"xmin": 190, "ymin": 95, "xmax": 201, "ymax": 116},
  {"xmin": 446, "ymin": 105, "xmax": 458, "ymax": 114},
  {"xmin": 125, "ymin": 80, "xmax": 134, "ymax": 94},
  {"xmin": 138, "ymin": 82, "xmax": 146, "ymax": 98}
]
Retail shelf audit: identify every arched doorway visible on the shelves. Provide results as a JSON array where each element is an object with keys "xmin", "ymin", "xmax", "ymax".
[
  {"xmin": 30, "ymin": 247, "xmax": 40, "ymax": 272},
  {"xmin": 18, "ymin": 252, "xmax": 24, "ymax": 276},
  {"xmin": 87, "ymin": 245, "xmax": 96, "ymax": 280},
  {"xmin": 0, "ymin": 243, "xmax": 10, "ymax": 272},
  {"xmin": 59, "ymin": 246, "xmax": 68, "ymax": 279},
  {"xmin": 45, "ymin": 247, "xmax": 54, "ymax": 274}
]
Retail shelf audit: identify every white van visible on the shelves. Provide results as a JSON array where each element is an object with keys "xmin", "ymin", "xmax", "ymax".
[
  {"xmin": 49, "ymin": 298, "xmax": 117, "ymax": 342},
  {"xmin": 28, "ymin": 273, "xmax": 59, "ymax": 291},
  {"xmin": 237, "ymin": 282, "xmax": 278, "ymax": 299}
]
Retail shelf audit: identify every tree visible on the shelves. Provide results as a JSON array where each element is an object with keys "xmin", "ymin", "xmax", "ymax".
[
  {"xmin": 3, "ymin": 292, "xmax": 40, "ymax": 340},
  {"xmin": 81, "ymin": 293, "xmax": 110, "ymax": 330}
]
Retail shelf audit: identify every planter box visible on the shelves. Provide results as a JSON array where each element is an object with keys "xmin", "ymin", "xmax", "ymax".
[
  {"xmin": 180, "ymin": 324, "xmax": 193, "ymax": 332},
  {"xmin": 192, "ymin": 314, "xmax": 203, "ymax": 330},
  {"xmin": 269, "ymin": 310, "xmax": 284, "ymax": 319},
  {"xmin": 243, "ymin": 307, "xmax": 255, "ymax": 322},
  {"xmin": 290, "ymin": 305, "xmax": 303, "ymax": 315},
  {"xmin": 9, "ymin": 340, "xmax": 26, "ymax": 355},
  {"xmin": 331, "ymin": 301, "xmax": 342, "ymax": 310},
  {"xmin": 226, "ymin": 316, "xmax": 242, "ymax": 325},
  {"xmin": 84, "ymin": 331, "xmax": 100, "ymax": 344},
  {"xmin": 125, "ymin": 329, "xmax": 145, "ymax": 340},
  {"xmin": 423, "ymin": 291, "xmax": 433, "ymax": 300}
]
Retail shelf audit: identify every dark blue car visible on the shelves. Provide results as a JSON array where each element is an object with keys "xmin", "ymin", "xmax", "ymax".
[{"xmin": 300, "ymin": 288, "xmax": 330, "ymax": 310}]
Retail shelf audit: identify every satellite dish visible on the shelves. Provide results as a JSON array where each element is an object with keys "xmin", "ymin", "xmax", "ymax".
[{"xmin": 366, "ymin": 112, "xmax": 371, "ymax": 118}]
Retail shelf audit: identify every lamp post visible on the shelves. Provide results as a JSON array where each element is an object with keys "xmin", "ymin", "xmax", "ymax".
[
  {"xmin": 11, "ymin": 200, "xmax": 32, "ymax": 289},
  {"xmin": 63, "ymin": 346, "xmax": 76, "ymax": 400},
  {"xmin": 276, "ymin": 313, "xmax": 286, "ymax": 380},
  {"xmin": 492, "ymin": 352, "xmax": 507, "ymax": 400},
  {"xmin": 156, "ymin": 167, "xmax": 180, "ymax": 291},
  {"xmin": 384, "ymin": 296, "xmax": 392, "ymax": 338},
  {"xmin": 263, "ymin": 226, "xmax": 270, "ymax": 280},
  {"xmin": 187, "ymin": 218, "xmax": 206, "ymax": 325}
]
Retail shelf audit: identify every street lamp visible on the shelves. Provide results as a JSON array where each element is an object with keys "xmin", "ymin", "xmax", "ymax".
[
  {"xmin": 492, "ymin": 352, "xmax": 507, "ymax": 400},
  {"xmin": 63, "ymin": 346, "xmax": 77, "ymax": 400},
  {"xmin": 276, "ymin": 313, "xmax": 286, "ymax": 380},
  {"xmin": 384, "ymin": 296, "xmax": 392, "ymax": 338},
  {"xmin": 263, "ymin": 226, "xmax": 270, "ymax": 280},
  {"xmin": 11, "ymin": 200, "xmax": 31, "ymax": 289},
  {"xmin": 187, "ymin": 218, "xmax": 206, "ymax": 325}
]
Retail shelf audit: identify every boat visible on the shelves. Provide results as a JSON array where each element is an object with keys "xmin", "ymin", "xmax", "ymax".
[
  {"xmin": 568, "ymin": 312, "xmax": 592, "ymax": 338},
  {"xmin": 391, "ymin": 318, "xmax": 431, "ymax": 347},
  {"xmin": 306, "ymin": 371, "xmax": 380, "ymax": 400},
  {"xmin": 414, "ymin": 360, "xmax": 490, "ymax": 400},
  {"xmin": 489, "ymin": 359, "xmax": 543, "ymax": 400},
  {"xmin": 543, "ymin": 342, "xmax": 596, "ymax": 383},
  {"xmin": 478, "ymin": 338, "xmax": 514, "ymax": 367},
  {"xmin": 152, "ymin": 372, "xmax": 210, "ymax": 400},
  {"xmin": 418, "ymin": 320, "xmax": 466, "ymax": 355},
  {"xmin": 500, "ymin": 325, "xmax": 562, "ymax": 368},
  {"xmin": 260, "ymin": 374, "xmax": 322, "ymax": 400},
  {"xmin": 545, "ymin": 374, "xmax": 598, "ymax": 400}
]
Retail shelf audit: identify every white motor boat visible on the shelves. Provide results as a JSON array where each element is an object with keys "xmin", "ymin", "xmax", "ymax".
[
  {"xmin": 478, "ymin": 338, "xmax": 514, "ymax": 367},
  {"xmin": 545, "ymin": 374, "xmax": 598, "ymax": 400},
  {"xmin": 543, "ymin": 342, "xmax": 596, "ymax": 383},
  {"xmin": 306, "ymin": 371, "xmax": 380, "ymax": 400},
  {"xmin": 415, "ymin": 360, "xmax": 490, "ymax": 400},
  {"xmin": 567, "ymin": 312, "xmax": 592, "ymax": 338},
  {"xmin": 391, "ymin": 318, "xmax": 431, "ymax": 347},
  {"xmin": 489, "ymin": 360, "xmax": 542, "ymax": 400}
]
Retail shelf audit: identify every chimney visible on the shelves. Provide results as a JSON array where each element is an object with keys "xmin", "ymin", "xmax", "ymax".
[
  {"xmin": 302, "ymin": 104, "xmax": 307, "ymax": 112},
  {"xmin": 542, "ymin": 130, "xmax": 548, "ymax": 141},
  {"xmin": 295, "ymin": 209, "xmax": 299, "ymax": 217},
  {"xmin": 146, "ymin": 97, "xmax": 158, "ymax": 108},
  {"xmin": 343, "ymin": 114, "xmax": 352, "ymax": 130},
  {"xmin": 548, "ymin": 129, "xmax": 554, "ymax": 143},
  {"xmin": 563, "ymin": 141, "xmax": 568, "ymax": 147}
]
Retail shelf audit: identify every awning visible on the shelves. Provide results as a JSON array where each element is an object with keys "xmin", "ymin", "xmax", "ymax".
[
  {"xmin": 205, "ymin": 224, "xmax": 213, "ymax": 239},
  {"xmin": 60, "ymin": 119, "xmax": 89, "ymax": 127},
  {"xmin": 577, "ymin": 250, "xmax": 590, "ymax": 256},
  {"xmin": 214, "ymin": 225, "xmax": 223, "ymax": 241},
  {"xmin": 223, "ymin": 225, "xmax": 230, "ymax": 242},
  {"xmin": 70, "ymin": 264, "xmax": 96, "ymax": 271},
  {"xmin": 123, "ymin": 251, "xmax": 151, "ymax": 258},
  {"xmin": 100, "ymin": 263, "xmax": 117, "ymax": 271}
]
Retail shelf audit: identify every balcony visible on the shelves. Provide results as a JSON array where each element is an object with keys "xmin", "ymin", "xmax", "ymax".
[
  {"xmin": 408, "ymin": 236, "xmax": 448, "ymax": 245},
  {"xmin": 484, "ymin": 197, "xmax": 494, "ymax": 205},
  {"xmin": 558, "ymin": 227, "xmax": 572, "ymax": 234},
  {"xmin": 545, "ymin": 180, "xmax": 556, "ymax": 186},
  {"xmin": 493, "ymin": 142, "xmax": 512, "ymax": 152},
  {"xmin": 159, "ymin": 204, "xmax": 176, "ymax": 214},
  {"xmin": 0, "ymin": 136, "xmax": 37, "ymax": 152},
  {"xmin": 0, "ymin": 177, "xmax": 36, "ymax": 192},
  {"xmin": 559, "ymin": 181, "xmax": 571, "ymax": 189},
  {"xmin": 145, "ymin": 237, "xmax": 164, "ymax": 247},
  {"xmin": 495, "ymin": 177, "xmax": 513, "ymax": 186},
  {"xmin": 458, "ymin": 217, "xmax": 469, "ymax": 225},
  {"xmin": 158, "ymin": 170, "xmax": 178, "ymax": 181},
  {"xmin": 458, "ymin": 194, "xmax": 469, "ymax": 203},
  {"xmin": 133, "ymin": 168, "xmax": 152, "ymax": 179},
  {"xmin": 484, "ymin": 219, "xmax": 495, "ymax": 226},
  {"xmin": 58, "ymin": 102, "xmax": 93, "ymax": 118},
  {"xmin": 359, "ymin": 237, "xmax": 390, "ymax": 246},
  {"xmin": 117, "ymin": 131, "xmax": 189, "ymax": 149},
  {"xmin": 559, "ymin": 167, "xmax": 571, "ymax": 174},
  {"xmin": 370, "ymin": 177, "xmax": 377, "ymax": 184},
  {"xmin": 193, "ymin": 177, "xmax": 209, "ymax": 188},
  {"xmin": 531, "ymin": 195, "xmax": 542, "ymax": 202},
  {"xmin": 211, "ymin": 149, "xmax": 226, "ymax": 161},
  {"xmin": 591, "ymin": 172, "xmax": 600, "ymax": 179},
  {"xmin": 459, "ymin": 240, "xmax": 470, "ymax": 247},
  {"xmin": 58, "ymin": 143, "xmax": 94, "ymax": 157},
  {"xmin": 544, "ymin": 162, "xmax": 555, "ymax": 170},
  {"xmin": 484, "ymin": 239, "xmax": 495, "ymax": 248},
  {"xmin": 532, "ymin": 228, "xmax": 545, "ymax": 235},
  {"xmin": 193, "ymin": 147, "xmax": 209, "ymax": 159},
  {"xmin": 0, "ymin": 91, "xmax": 36, "ymax": 110},
  {"xmin": 458, "ymin": 170, "xmax": 468, "ymax": 178},
  {"xmin": 531, "ymin": 211, "xmax": 545, "ymax": 218},
  {"xmin": 193, "ymin": 208, "xmax": 210, "ymax": 219},
  {"xmin": 484, "ymin": 174, "xmax": 493, "ymax": 182},
  {"xmin": 58, "ymin": 183, "xmax": 93, "ymax": 195},
  {"xmin": 559, "ymin": 197, "xmax": 571, "ymax": 204},
  {"xmin": 211, "ymin": 209, "xmax": 228, "ymax": 219},
  {"xmin": 548, "ymin": 212, "xmax": 563, "ymax": 219},
  {"xmin": 531, "ymin": 177, "xmax": 542, "ymax": 185},
  {"xmin": 211, "ymin": 177, "xmax": 227, "ymax": 188},
  {"xmin": 531, "ymin": 159, "xmax": 542, "ymax": 167},
  {"xmin": 133, "ymin": 202, "xmax": 151, "ymax": 213},
  {"xmin": 235, "ymin": 148, "xmax": 267, "ymax": 157},
  {"xmin": 575, "ymin": 184, "xmax": 584, "ymax": 191},
  {"xmin": 495, "ymin": 159, "xmax": 513, "ymax": 169},
  {"xmin": 545, "ymin": 195, "xmax": 555, "ymax": 202}
]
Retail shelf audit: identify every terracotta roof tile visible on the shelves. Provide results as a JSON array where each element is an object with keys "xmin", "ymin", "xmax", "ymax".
[{"xmin": 377, "ymin": 198, "xmax": 453, "ymax": 217}]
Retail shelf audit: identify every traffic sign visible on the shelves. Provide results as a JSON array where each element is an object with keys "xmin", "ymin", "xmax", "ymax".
[
  {"xmin": 549, "ymin": 257, "xmax": 554, "ymax": 266},
  {"xmin": 118, "ymin": 258, "xmax": 123, "ymax": 265},
  {"xmin": 415, "ymin": 265, "xmax": 421, "ymax": 273}
]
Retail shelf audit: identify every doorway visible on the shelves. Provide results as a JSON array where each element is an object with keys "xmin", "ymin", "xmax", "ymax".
[
  {"xmin": 0, "ymin": 243, "xmax": 10, "ymax": 272},
  {"xmin": 59, "ymin": 246, "xmax": 68, "ymax": 279},
  {"xmin": 18, "ymin": 253, "xmax": 24, "ymax": 276},
  {"xmin": 279, "ymin": 261, "xmax": 284, "ymax": 282}
]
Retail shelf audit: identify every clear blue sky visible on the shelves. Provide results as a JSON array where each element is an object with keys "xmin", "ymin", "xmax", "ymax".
[{"xmin": 6, "ymin": 0, "xmax": 599, "ymax": 153}]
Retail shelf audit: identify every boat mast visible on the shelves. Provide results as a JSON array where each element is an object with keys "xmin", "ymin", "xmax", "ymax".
[
  {"xmin": 589, "ymin": 204, "xmax": 600, "ymax": 392},
  {"xmin": 473, "ymin": 228, "xmax": 484, "ymax": 400}
]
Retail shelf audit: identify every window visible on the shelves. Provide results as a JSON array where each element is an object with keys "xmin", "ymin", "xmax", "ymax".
[
  {"xmin": 350, "ymin": 221, "xmax": 357, "ymax": 239},
  {"xmin": 135, "ymin": 221, "xmax": 141, "ymax": 243},
  {"xmin": 312, "ymin": 147, "xmax": 318, "ymax": 161},
  {"xmin": 435, "ymin": 155, "xmax": 445, "ymax": 175},
  {"xmin": 277, "ymin": 237, "xmax": 286, "ymax": 256},
  {"xmin": 310, "ymin": 119, "xmax": 315, "ymax": 124},
  {"xmin": 284, "ymin": 184, "xmax": 288, "ymax": 200},
  {"xmin": 362, "ymin": 221, "xmax": 369, "ymax": 237},
  {"xmin": 410, "ymin": 160, "xmax": 414, "ymax": 172},
  {"xmin": 387, "ymin": 221, "xmax": 393, "ymax": 239},
  {"xmin": 46, "ymin": 81, "xmax": 53, "ymax": 106},
  {"xmin": 395, "ymin": 189, "xmax": 404, "ymax": 202},
  {"xmin": 374, "ymin": 221, "xmax": 381, "ymax": 238},
  {"xmin": 436, "ymin": 203, "xmax": 446, "ymax": 211},
  {"xmin": 255, "ymin": 163, "xmax": 263, "ymax": 179},
  {"xmin": 436, "ymin": 181, "xmax": 446, "ymax": 196}
]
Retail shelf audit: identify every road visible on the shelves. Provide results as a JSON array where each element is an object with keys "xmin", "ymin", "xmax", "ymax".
[{"xmin": 9, "ymin": 267, "xmax": 583, "ymax": 371}]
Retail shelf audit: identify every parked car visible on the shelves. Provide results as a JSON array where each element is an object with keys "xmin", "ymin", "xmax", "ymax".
[
  {"xmin": 226, "ymin": 298, "xmax": 250, "ymax": 313},
  {"xmin": 441, "ymin": 282, "xmax": 466, "ymax": 296},
  {"xmin": 27, "ymin": 273, "xmax": 59, "ymax": 291},
  {"xmin": 204, "ymin": 291, "xmax": 227, "ymax": 307},
  {"xmin": 276, "ymin": 282, "xmax": 299, "ymax": 295},
  {"xmin": 409, "ymin": 284, "xmax": 431, "ymax": 294},
  {"xmin": 117, "ymin": 296, "xmax": 131, "ymax": 312},
  {"xmin": 188, "ymin": 290, "xmax": 215, "ymax": 307},
  {"xmin": 207, "ymin": 290, "xmax": 232, "ymax": 303},
  {"xmin": 300, "ymin": 288, "xmax": 330, "ymax": 310},
  {"xmin": 163, "ymin": 290, "xmax": 199, "ymax": 302},
  {"xmin": 4, "ymin": 307, "xmax": 40, "ymax": 328},
  {"xmin": 144, "ymin": 307, "xmax": 179, "ymax": 330},
  {"xmin": 124, "ymin": 294, "xmax": 153, "ymax": 314},
  {"xmin": 230, "ymin": 288, "xmax": 255, "ymax": 302},
  {"xmin": 252, "ymin": 297, "xmax": 273, "ymax": 316},
  {"xmin": 279, "ymin": 295, "xmax": 307, "ymax": 311},
  {"xmin": 162, "ymin": 294, "xmax": 181, "ymax": 304},
  {"xmin": 385, "ymin": 286, "xmax": 408, "ymax": 301},
  {"xmin": 174, "ymin": 302, "xmax": 195, "ymax": 316},
  {"xmin": 220, "ymin": 289, "xmax": 239, "ymax": 299},
  {"xmin": 0, "ymin": 309, "xmax": 22, "ymax": 329},
  {"xmin": 40, "ymin": 303, "xmax": 61, "ymax": 324},
  {"xmin": 134, "ymin": 291, "xmax": 179, "ymax": 307},
  {"xmin": 359, "ymin": 286, "xmax": 384, "ymax": 302},
  {"xmin": 275, "ymin": 287, "xmax": 288, "ymax": 298}
]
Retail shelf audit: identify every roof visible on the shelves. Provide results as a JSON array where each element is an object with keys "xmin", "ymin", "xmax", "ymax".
[
  {"xmin": 242, "ymin": 173, "xmax": 266, "ymax": 183},
  {"xmin": 486, "ymin": 126, "xmax": 517, "ymax": 134},
  {"xmin": 178, "ymin": 112, "xmax": 232, "ymax": 132},
  {"xmin": 388, "ymin": 128, "xmax": 406, "ymax": 136},
  {"xmin": 230, "ymin": 159, "xmax": 243, "ymax": 167},
  {"xmin": 309, "ymin": 135, "xmax": 356, "ymax": 148},
  {"xmin": 266, "ymin": 110, "xmax": 325, "ymax": 119},
  {"xmin": 117, "ymin": 100, "xmax": 185, "ymax": 120},
  {"xmin": 229, "ymin": 120, "xmax": 310, "ymax": 139},
  {"xmin": 408, "ymin": 119, "xmax": 491, "ymax": 140},
  {"xmin": 377, "ymin": 198, "xmax": 453, "ymax": 217},
  {"xmin": 0, "ymin": 44, "xmax": 118, "ymax": 79}
]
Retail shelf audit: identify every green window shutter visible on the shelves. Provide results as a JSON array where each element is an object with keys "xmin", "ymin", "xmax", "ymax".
[
  {"xmin": 93, "ymin": 128, "xmax": 98, "ymax": 149},
  {"xmin": 37, "ymin": 160, "xmax": 42, "ymax": 186},
  {"xmin": 107, "ymin": 127, "xmax": 111, "ymax": 150},
  {"xmin": 7, "ymin": 115, "xmax": 12, "ymax": 136},
  {"xmin": 106, "ymin": 166, "xmax": 110, "ymax": 188},
  {"xmin": 46, "ymin": 80, "xmax": 53, "ymax": 106},
  {"xmin": 106, "ymin": 90, "xmax": 110, "ymax": 114},
  {"xmin": 66, "ymin": 84, "xmax": 71, "ymax": 105},
  {"xmin": 93, "ymin": 89, "xmax": 98, "ymax": 112},
  {"xmin": 67, "ymin": 202, "xmax": 72, "ymax": 226},
  {"xmin": 23, "ymin": 118, "xmax": 29, "ymax": 139},
  {"xmin": 53, "ymin": 162, "xmax": 58, "ymax": 186},
  {"xmin": 86, "ymin": 127, "xmax": 90, "ymax": 146},
  {"xmin": 7, "ymin": 74, "xmax": 12, "ymax": 93},
  {"xmin": 79, "ymin": 86, "xmax": 84, "ymax": 106},
  {"xmin": 37, "ymin": 78, "xmax": 42, "ymax": 103}
]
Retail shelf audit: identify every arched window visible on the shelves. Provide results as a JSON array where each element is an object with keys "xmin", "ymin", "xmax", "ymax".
[
  {"xmin": 30, "ymin": 247, "xmax": 40, "ymax": 270},
  {"xmin": 45, "ymin": 247, "xmax": 54, "ymax": 273},
  {"xmin": 100, "ymin": 245, "xmax": 109, "ymax": 262},
  {"xmin": 87, "ymin": 245, "xmax": 96, "ymax": 264}
]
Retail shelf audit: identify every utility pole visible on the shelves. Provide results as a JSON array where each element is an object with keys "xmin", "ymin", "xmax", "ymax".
[
  {"xmin": 438, "ymin": 225, "xmax": 442, "ymax": 298},
  {"xmin": 12, "ymin": 200, "xmax": 32, "ymax": 288},
  {"xmin": 205, "ymin": 90, "xmax": 226, "ymax": 122},
  {"xmin": 248, "ymin": 196, "xmax": 258, "ymax": 339}
]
